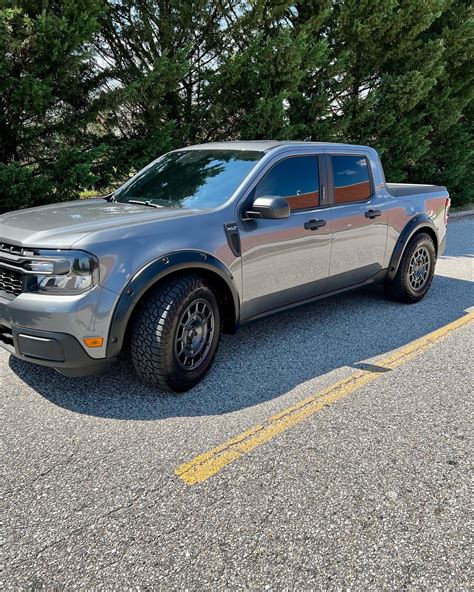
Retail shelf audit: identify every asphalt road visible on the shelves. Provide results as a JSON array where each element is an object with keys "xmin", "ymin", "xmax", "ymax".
[{"xmin": 2, "ymin": 219, "xmax": 473, "ymax": 590}]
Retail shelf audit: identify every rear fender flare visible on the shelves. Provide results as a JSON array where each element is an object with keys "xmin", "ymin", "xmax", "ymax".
[
  {"xmin": 387, "ymin": 214, "xmax": 439, "ymax": 281},
  {"xmin": 106, "ymin": 251, "xmax": 240, "ymax": 358}
]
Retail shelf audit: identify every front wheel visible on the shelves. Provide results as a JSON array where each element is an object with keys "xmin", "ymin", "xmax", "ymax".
[
  {"xmin": 130, "ymin": 274, "xmax": 221, "ymax": 393},
  {"xmin": 384, "ymin": 232, "xmax": 436, "ymax": 303}
]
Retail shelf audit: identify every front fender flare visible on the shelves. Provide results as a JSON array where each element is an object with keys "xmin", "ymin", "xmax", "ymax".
[
  {"xmin": 387, "ymin": 214, "xmax": 439, "ymax": 281},
  {"xmin": 106, "ymin": 251, "xmax": 240, "ymax": 358}
]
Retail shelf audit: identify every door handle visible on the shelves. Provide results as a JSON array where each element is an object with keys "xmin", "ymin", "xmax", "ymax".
[
  {"xmin": 365, "ymin": 209, "xmax": 382, "ymax": 219},
  {"xmin": 304, "ymin": 218, "xmax": 326, "ymax": 231}
]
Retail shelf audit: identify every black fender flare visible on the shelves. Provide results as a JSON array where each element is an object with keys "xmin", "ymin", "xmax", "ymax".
[
  {"xmin": 387, "ymin": 214, "xmax": 439, "ymax": 281},
  {"xmin": 106, "ymin": 251, "xmax": 240, "ymax": 358}
]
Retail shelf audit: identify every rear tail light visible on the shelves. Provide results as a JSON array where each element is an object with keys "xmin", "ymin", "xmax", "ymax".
[{"xmin": 445, "ymin": 197, "xmax": 451, "ymax": 225}]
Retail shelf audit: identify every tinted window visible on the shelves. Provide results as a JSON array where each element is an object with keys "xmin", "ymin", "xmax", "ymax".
[
  {"xmin": 331, "ymin": 156, "xmax": 371, "ymax": 203},
  {"xmin": 114, "ymin": 150, "xmax": 263, "ymax": 209},
  {"xmin": 255, "ymin": 156, "xmax": 319, "ymax": 211}
]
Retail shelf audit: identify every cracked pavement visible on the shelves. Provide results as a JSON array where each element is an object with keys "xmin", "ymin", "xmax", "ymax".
[{"xmin": 1, "ymin": 219, "xmax": 473, "ymax": 590}]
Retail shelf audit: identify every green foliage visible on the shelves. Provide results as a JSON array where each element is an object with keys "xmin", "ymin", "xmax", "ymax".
[
  {"xmin": 0, "ymin": 0, "xmax": 472, "ymax": 212},
  {"xmin": 0, "ymin": 145, "xmax": 107, "ymax": 211},
  {"xmin": 203, "ymin": 3, "xmax": 329, "ymax": 140},
  {"xmin": 408, "ymin": 0, "xmax": 474, "ymax": 205},
  {"xmin": 0, "ymin": 0, "xmax": 105, "ymax": 212},
  {"xmin": 288, "ymin": 0, "xmax": 451, "ymax": 178},
  {"xmin": 93, "ymin": 0, "xmax": 229, "ymax": 174}
]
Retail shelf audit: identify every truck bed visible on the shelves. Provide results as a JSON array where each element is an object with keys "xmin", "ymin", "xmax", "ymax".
[{"xmin": 387, "ymin": 183, "xmax": 447, "ymax": 198}]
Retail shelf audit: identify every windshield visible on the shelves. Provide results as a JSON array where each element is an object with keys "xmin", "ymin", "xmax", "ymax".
[{"xmin": 114, "ymin": 149, "xmax": 263, "ymax": 209}]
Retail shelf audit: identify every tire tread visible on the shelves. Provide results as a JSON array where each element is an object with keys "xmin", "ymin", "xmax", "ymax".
[{"xmin": 130, "ymin": 274, "xmax": 219, "ymax": 393}]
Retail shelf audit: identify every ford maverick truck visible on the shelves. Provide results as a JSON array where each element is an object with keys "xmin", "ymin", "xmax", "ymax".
[{"xmin": 0, "ymin": 141, "xmax": 450, "ymax": 392}]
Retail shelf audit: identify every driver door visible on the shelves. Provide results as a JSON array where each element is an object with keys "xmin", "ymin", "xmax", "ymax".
[{"xmin": 239, "ymin": 153, "xmax": 333, "ymax": 320}]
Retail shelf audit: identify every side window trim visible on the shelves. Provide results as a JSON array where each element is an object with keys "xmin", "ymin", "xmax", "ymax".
[
  {"xmin": 236, "ymin": 151, "xmax": 328, "ymax": 220},
  {"xmin": 322, "ymin": 154, "xmax": 334, "ymax": 206},
  {"xmin": 326, "ymin": 153, "xmax": 375, "ymax": 205}
]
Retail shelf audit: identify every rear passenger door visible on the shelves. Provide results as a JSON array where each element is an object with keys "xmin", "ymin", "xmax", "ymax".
[{"xmin": 326, "ymin": 153, "xmax": 388, "ymax": 290}]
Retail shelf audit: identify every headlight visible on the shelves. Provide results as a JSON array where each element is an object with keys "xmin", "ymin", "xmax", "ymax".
[{"xmin": 23, "ymin": 250, "xmax": 99, "ymax": 295}]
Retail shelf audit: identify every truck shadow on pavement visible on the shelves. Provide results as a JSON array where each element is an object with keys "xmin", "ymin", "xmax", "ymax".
[{"xmin": 9, "ymin": 271, "xmax": 473, "ymax": 421}]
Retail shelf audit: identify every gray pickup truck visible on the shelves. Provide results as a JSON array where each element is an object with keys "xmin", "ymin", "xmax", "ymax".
[{"xmin": 0, "ymin": 141, "xmax": 450, "ymax": 392}]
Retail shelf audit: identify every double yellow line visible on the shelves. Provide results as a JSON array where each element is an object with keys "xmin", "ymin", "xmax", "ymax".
[{"xmin": 176, "ymin": 311, "xmax": 473, "ymax": 485}]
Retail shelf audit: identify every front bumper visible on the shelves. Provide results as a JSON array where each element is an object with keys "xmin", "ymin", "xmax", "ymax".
[
  {"xmin": 0, "ymin": 323, "xmax": 113, "ymax": 376},
  {"xmin": 0, "ymin": 286, "xmax": 119, "ymax": 376}
]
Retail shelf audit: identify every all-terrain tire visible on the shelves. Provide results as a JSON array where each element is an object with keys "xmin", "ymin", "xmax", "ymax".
[
  {"xmin": 384, "ymin": 232, "xmax": 436, "ymax": 303},
  {"xmin": 130, "ymin": 274, "xmax": 221, "ymax": 393}
]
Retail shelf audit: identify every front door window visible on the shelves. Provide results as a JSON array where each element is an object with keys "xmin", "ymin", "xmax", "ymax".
[{"xmin": 254, "ymin": 156, "xmax": 320, "ymax": 211}]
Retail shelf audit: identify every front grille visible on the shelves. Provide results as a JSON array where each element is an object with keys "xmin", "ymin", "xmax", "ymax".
[
  {"xmin": 0, "ymin": 242, "xmax": 27, "ymax": 298},
  {"xmin": 0, "ymin": 267, "xmax": 24, "ymax": 297},
  {"xmin": 0, "ymin": 242, "xmax": 24, "ymax": 256}
]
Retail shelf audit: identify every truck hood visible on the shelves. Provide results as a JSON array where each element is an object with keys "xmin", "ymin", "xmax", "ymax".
[{"xmin": 0, "ymin": 199, "xmax": 201, "ymax": 248}]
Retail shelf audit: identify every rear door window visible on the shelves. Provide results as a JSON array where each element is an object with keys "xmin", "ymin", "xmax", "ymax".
[
  {"xmin": 255, "ymin": 156, "xmax": 320, "ymax": 211},
  {"xmin": 331, "ymin": 156, "xmax": 372, "ymax": 203}
]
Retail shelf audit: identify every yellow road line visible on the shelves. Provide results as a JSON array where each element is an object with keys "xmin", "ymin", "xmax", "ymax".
[{"xmin": 176, "ymin": 311, "xmax": 474, "ymax": 485}]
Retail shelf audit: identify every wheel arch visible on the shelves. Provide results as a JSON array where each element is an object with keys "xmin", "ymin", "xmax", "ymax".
[
  {"xmin": 106, "ymin": 251, "xmax": 240, "ymax": 358},
  {"xmin": 387, "ymin": 215, "xmax": 439, "ymax": 281}
]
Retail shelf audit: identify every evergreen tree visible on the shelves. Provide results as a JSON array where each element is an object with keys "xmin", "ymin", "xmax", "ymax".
[
  {"xmin": 409, "ymin": 0, "xmax": 473, "ymax": 205},
  {"xmin": 93, "ymin": 0, "xmax": 233, "ymax": 175},
  {"xmin": 289, "ymin": 0, "xmax": 453, "ymax": 180},
  {"xmin": 1, "ymin": 0, "xmax": 471, "ymax": 212},
  {"xmin": 0, "ymin": 0, "xmax": 106, "ymax": 212},
  {"xmin": 203, "ymin": 0, "xmax": 329, "ymax": 140}
]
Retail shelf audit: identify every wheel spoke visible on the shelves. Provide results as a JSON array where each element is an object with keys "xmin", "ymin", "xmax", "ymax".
[
  {"xmin": 174, "ymin": 298, "xmax": 215, "ymax": 371},
  {"xmin": 408, "ymin": 246, "xmax": 431, "ymax": 291}
]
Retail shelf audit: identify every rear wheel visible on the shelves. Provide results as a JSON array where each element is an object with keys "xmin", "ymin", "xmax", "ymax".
[
  {"xmin": 130, "ymin": 274, "xmax": 221, "ymax": 393},
  {"xmin": 384, "ymin": 232, "xmax": 436, "ymax": 303}
]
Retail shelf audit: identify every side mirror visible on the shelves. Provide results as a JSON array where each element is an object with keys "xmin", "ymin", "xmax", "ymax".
[{"xmin": 245, "ymin": 195, "xmax": 290, "ymax": 220}]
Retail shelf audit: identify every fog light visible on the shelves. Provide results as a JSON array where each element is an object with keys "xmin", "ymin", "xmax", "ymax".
[{"xmin": 83, "ymin": 337, "xmax": 104, "ymax": 348}]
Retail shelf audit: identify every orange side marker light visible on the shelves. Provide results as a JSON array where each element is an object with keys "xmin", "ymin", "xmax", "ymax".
[{"xmin": 83, "ymin": 337, "xmax": 104, "ymax": 348}]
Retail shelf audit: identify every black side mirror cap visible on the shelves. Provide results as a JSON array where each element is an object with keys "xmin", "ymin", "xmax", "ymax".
[{"xmin": 245, "ymin": 195, "xmax": 290, "ymax": 220}]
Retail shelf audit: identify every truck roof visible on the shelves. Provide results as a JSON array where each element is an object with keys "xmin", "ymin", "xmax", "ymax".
[{"xmin": 180, "ymin": 140, "xmax": 373, "ymax": 153}]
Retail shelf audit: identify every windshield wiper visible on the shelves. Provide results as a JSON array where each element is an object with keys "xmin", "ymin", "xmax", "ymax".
[{"xmin": 127, "ymin": 199, "xmax": 162, "ymax": 208}]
